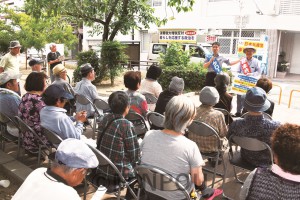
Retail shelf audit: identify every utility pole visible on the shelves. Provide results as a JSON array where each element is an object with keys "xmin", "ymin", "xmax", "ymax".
[
  {"xmin": 235, "ymin": 0, "xmax": 248, "ymax": 46},
  {"xmin": 238, "ymin": 0, "xmax": 243, "ymax": 43}
]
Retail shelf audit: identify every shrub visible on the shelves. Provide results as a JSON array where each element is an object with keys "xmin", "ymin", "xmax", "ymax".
[
  {"xmin": 158, "ymin": 63, "xmax": 207, "ymax": 92},
  {"xmin": 101, "ymin": 41, "xmax": 127, "ymax": 86},
  {"xmin": 159, "ymin": 42, "xmax": 190, "ymax": 68},
  {"xmin": 73, "ymin": 50, "xmax": 102, "ymax": 83}
]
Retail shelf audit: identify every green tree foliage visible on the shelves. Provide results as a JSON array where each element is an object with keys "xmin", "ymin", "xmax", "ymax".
[
  {"xmin": 0, "ymin": 20, "xmax": 16, "ymax": 54},
  {"xmin": 168, "ymin": 0, "xmax": 195, "ymax": 12},
  {"xmin": 1, "ymin": 8, "xmax": 77, "ymax": 52},
  {"xmin": 159, "ymin": 42, "xmax": 190, "ymax": 68},
  {"xmin": 25, "ymin": 0, "xmax": 164, "ymax": 42},
  {"xmin": 73, "ymin": 50, "xmax": 102, "ymax": 83},
  {"xmin": 101, "ymin": 41, "xmax": 127, "ymax": 86}
]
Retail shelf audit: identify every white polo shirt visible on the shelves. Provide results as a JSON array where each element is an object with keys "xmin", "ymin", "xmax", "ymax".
[{"xmin": 12, "ymin": 168, "xmax": 81, "ymax": 200}]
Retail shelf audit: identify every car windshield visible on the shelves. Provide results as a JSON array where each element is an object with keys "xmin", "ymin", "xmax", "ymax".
[{"xmin": 202, "ymin": 46, "xmax": 212, "ymax": 55}]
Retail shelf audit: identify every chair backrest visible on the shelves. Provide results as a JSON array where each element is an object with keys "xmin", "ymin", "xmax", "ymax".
[
  {"xmin": 142, "ymin": 93, "xmax": 158, "ymax": 104},
  {"xmin": 0, "ymin": 112, "xmax": 11, "ymax": 124},
  {"xmin": 188, "ymin": 120, "xmax": 221, "ymax": 150},
  {"xmin": 0, "ymin": 112, "xmax": 19, "ymax": 128},
  {"xmin": 135, "ymin": 164, "xmax": 191, "ymax": 200},
  {"xmin": 15, "ymin": 116, "xmax": 50, "ymax": 150},
  {"xmin": 63, "ymin": 84, "xmax": 75, "ymax": 96},
  {"xmin": 75, "ymin": 94, "xmax": 93, "ymax": 105},
  {"xmin": 229, "ymin": 135, "xmax": 274, "ymax": 164},
  {"xmin": 188, "ymin": 120, "xmax": 219, "ymax": 137},
  {"xmin": 214, "ymin": 107, "xmax": 233, "ymax": 125},
  {"xmin": 125, "ymin": 112, "xmax": 148, "ymax": 136},
  {"xmin": 125, "ymin": 111, "xmax": 145, "ymax": 122},
  {"xmin": 241, "ymin": 112, "xmax": 272, "ymax": 120},
  {"xmin": 146, "ymin": 111, "xmax": 165, "ymax": 129},
  {"xmin": 93, "ymin": 98, "xmax": 110, "ymax": 113},
  {"xmin": 86, "ymin": 144, "xmax": 137, "ymax": 199},
  {"xmin": 41, "ymin": 126, "xmax": 63, "ymax": 149},
  {"xmin": 75, "ymin": 94, "xmax": 101, "ymax": 116}
]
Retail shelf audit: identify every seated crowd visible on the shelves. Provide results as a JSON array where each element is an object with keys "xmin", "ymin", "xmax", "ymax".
[{"xmin": 2, "ymin": 62, "xmax": 299, "ymax": 200}]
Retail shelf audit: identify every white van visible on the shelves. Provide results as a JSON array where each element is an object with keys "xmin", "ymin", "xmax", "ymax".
[{"xmin": 147, "ymin": 43, "xmax": 212, "ymax": 63}]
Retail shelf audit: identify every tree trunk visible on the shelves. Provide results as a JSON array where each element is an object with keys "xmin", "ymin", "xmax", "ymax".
[
  {"xmin": 110, "ymin": 68, "xmax": 114, "ymax": 86},
  {"xmin": 102, "ymin": 24, "xmax": 109, "ymax": 41}
]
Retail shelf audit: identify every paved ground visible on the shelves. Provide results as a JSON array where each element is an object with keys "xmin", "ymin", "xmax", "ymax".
[{"xmin": 1, "ymin": 63, "xmax": 299, "ymax": 200}]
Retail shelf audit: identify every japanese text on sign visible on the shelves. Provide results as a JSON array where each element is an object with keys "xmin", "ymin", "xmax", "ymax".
[
  {"xmin": 159, "ymin": 29, "xmax": 197, "ymax": 43},
  {"xmin": 231, "ymin": 74, "xmax": 258, "ymax": 95}
]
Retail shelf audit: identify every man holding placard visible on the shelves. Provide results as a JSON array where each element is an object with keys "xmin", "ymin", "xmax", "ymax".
[
  {"xmin": 203, "ymin": 42, "xmax": 240, "ymax": 87},
  {"xmin": 235, "ymin": 45, "xmax": 261, "ymax": 117}
]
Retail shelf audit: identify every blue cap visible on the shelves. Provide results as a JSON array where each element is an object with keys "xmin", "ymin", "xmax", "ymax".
[
  {"xmin": 242, "ymin": 87, "xmax": 271, "ymax": 112},
  {"xmin": 43, "ymin": 84, "xmax": 73, "ymax": 100}
]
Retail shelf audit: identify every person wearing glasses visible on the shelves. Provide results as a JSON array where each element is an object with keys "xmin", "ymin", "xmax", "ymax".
[
  {"xmin": 12, "ymin": 138, "xmax": 99, "ymax": 200},
  {"xmin": 40, "ymin": 84, "xmax": 87, "ymax": 139}
]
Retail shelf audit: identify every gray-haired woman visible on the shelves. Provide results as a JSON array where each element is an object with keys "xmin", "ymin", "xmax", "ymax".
[{"xmin": 141, "ymin": 95, "xmax": 217, "ymax": 199}]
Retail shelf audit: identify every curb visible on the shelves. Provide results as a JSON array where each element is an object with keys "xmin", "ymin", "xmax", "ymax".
[{"xmin": 0, "ymin": 150, "xmax": 32, "ymax": 184}]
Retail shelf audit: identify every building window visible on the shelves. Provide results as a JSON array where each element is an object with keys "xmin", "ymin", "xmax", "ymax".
[
  {"xmin": 153, "ymin": 0, "xmax": 162, "ymax": 6},
  {"xmin": 217, "ymin": 29, "xmax": 263, "ymax": 55}
]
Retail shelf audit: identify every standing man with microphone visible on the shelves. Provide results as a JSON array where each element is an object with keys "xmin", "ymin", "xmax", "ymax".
[{"xmin": 203, "ymin": 42, "xmax": 240, "ymax": 86}]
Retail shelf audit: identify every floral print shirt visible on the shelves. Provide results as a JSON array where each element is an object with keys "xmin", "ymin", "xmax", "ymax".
[{"xmin": 18, "ymin": 93, "xmax": 48, "ymax": 152}]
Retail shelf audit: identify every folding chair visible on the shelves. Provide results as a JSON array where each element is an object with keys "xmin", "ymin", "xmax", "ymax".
[
  {"xmin": 188, "ymin": 120, "xmax": 227, "ymax": 189},
  {"xmin": 241, "ymin": 112, "xmax": 272, "ymax": 120},
  {"xmin": 75, "ymin": 94, "xmax": 101, "ymax": 139},
  {"xmin": 63, "ymin": 84, "xmax": 76, "ymax": 116},
  {"xmin": 94, "ymin": 98, "xmax": 111, "ymax": 114},
  {"xmin": 125, "ymin": 112, "xmax": 149, "ymax": 138},
  {"xmin": 146, "ymin": 111, "xmax": 165, "ymax": 130},
  {"xmin": 142, "ymin": 93, "xmax": 158, "ymax": 104},
  {"xmin": 214, "ymin": 108, "xmax": 233, "ymax": 125},
  {"xmin": 0, "ymin": 112, "xmax": 21, "ymax": 157},
  {"xmin": 15, "ymin": 116, "xmax": 51, "ymax": 166},
  {"xmin": 135, "ymin": 164, "xmax": 191, "ymax": 200},
  {"xmin": 142, "ymin": 93, "xmax": 158, "ymax": 112},
  {"xmin": 228, "ymin": 135, "xmax": 273, "ymax": 184},
  {"xmin": 41, "ymin": 126, "xmax": 63, "ymax": 149},
  {"xmin": 86, "ymin": 144, "xmax": 137, "ymax": 200},
  {"xmin": 40, "ymin": 126, "xmax": 63, "ymax": 166}
]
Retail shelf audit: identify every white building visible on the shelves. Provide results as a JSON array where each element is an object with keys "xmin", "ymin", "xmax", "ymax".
[{"xmin": 82, "ymin": 0, "xmax": 300, "ymax": 78}]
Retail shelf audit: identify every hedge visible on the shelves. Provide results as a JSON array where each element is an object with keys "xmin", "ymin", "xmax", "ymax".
[{"xmin": 158, "ymin": 67, "xmax": 207, "ymax": 92}]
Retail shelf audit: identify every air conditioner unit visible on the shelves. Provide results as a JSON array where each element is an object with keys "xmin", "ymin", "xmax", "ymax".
[{"xmin": 253, "ymin": 0, "xmax": 279, "ymax": 16}]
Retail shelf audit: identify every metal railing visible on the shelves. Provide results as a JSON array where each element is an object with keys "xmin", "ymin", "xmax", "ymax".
[
  {"xmin": 121, "ymin": 60, "xmax": 158, "ymax": 71},
  {"xmin": 288, "ymin": 89, "xmax": 300, "ymax": 108},
  {"xmin": 272, "ymin": 84, "xmax": 282, "ymax": 105}
]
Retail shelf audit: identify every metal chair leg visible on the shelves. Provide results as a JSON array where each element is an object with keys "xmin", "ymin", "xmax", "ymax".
[
  {"xmin": 83, "ymin": 177, "xmax": 87, "ymax": 200},
  {"xmin": 38, "ymin": 145, "xmax": 42, "ymax": 166},
  {"xmin": 233, "ymin": 166, "xmax": 244, "ymax": 184}
]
